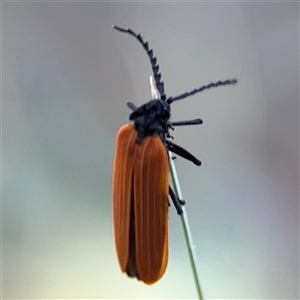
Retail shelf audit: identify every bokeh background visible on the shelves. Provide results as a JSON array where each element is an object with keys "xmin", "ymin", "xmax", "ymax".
[{"xmin": 2, "ymin": 1, "xmax": 299, "ymax": 299}]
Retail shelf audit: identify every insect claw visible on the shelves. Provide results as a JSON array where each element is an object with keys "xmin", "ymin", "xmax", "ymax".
[{"xmin": 179, "ymin": 199, "xmax": 185, "ymax": 205}]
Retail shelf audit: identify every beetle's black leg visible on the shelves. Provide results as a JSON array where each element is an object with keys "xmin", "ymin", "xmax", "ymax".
[
  {"xmin": 178, "ymin": 198, "xmax": 186, "ymax": 205},
  {"xmin": 166, "ymin": 132, "xmax": 174, "ymax": 139},
  {"xmin": 166, "ymin": 140, "xmax": 201, "ymax": 166},
  {"xmin": 168, "ymin": 118, "xmax": 203, "ymax": 127},
  {"xmin": 169, "ymin": 186, "xmax": 185, "ymax": 215},
  {"xmin": 170, "ymin": 186, "xmax": 186, "ymax": 205},
  {"xmin": 126, "ymin": 101, "xmax": 137, "ymax": 111}
]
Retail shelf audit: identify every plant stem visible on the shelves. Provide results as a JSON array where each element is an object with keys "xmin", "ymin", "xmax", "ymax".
[
  {"xmin": 148, "ymin": 75, "xmax": 205, "ymax": 298},
  {"xmin": 168, "ymin": 152, "xmax": 205, "ymax": 300}
]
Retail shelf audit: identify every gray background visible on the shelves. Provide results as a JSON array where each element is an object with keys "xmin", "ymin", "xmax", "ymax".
[{"xmin": 2, "ymin": 1, "xmax": 299, "ymax": 299}]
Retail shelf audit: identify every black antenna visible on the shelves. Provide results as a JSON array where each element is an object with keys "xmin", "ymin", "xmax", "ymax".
[
  {"xmin": 112, "ymin": 25, "xmax": 166, "ymax": 100},
  {"xmin": 167, "ymin": 79, "xmax": 238, "ymax": 104}
]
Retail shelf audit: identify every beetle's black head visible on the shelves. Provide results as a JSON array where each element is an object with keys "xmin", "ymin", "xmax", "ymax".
[{"xmin": 129, "ymin": 99, "xmax": 171, "ymax": 144}]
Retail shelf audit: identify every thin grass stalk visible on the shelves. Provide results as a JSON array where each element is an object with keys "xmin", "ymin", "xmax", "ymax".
[
  {"xmin": 149, "ymin": 75, "xmax": 205, "ymax": 297},
  {"xmin": 168, "ymin": 152, "xmax": 205, "ymax": 300}
]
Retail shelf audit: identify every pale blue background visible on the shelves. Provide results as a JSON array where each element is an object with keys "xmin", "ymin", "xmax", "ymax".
[{"xmin": 2, "ymin": 1, "xmax": 299, "ymax": 299}]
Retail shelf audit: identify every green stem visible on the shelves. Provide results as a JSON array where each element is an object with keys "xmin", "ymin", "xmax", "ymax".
[
  {"xmin": 168, "ymin": 152, "xmax": 205, "ymax": 300},
  {"xmin": 148, "ymin": 75, "xmax": 205, "ymax": 298}
]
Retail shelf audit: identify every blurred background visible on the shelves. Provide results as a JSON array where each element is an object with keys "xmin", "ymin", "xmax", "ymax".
[{"xmin": 2, "ymin": 1, "xmax": 299, "ymax": 299}]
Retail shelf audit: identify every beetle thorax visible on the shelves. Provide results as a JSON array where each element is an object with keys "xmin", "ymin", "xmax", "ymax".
[{"xmin": 129, "ymin": 99, "xmax": 171, "ymax": 144}]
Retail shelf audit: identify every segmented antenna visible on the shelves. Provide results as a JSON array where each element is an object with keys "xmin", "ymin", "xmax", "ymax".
[
  {"xmin": 167, "ymin": 79, "xmax": 238, "ymax": 104},
  {"xmin": 112, "ymin": 25, "xmax": 166, "ymax": 100}
]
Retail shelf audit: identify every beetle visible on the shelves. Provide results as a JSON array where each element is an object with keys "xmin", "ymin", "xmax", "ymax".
[{"xmin": 112, "ymin": 25, "xmax": 237, "ymax": 284}]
